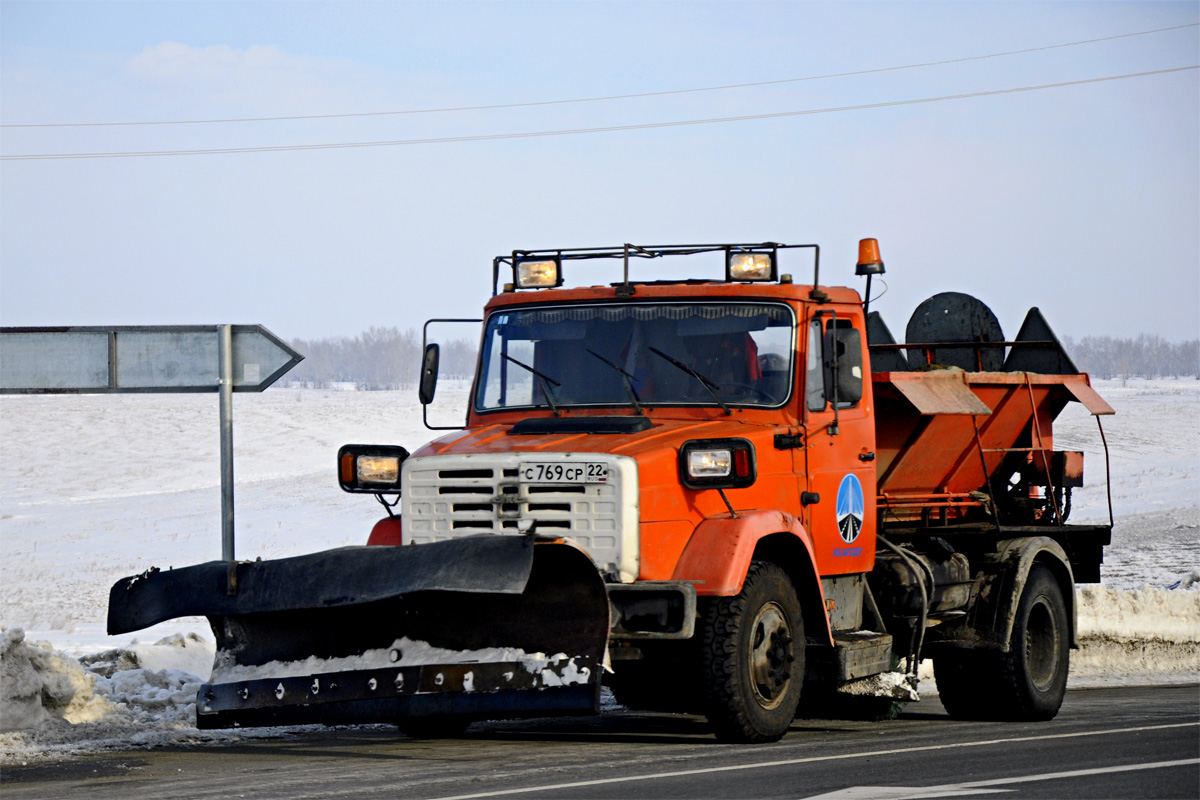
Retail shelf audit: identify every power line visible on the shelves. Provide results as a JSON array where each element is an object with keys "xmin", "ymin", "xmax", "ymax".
[
  {"xmin": 3, "ymin": 66, "xmax": 1195, "ymax": 162},
  {"xmin": 2, "ymin": 22, "xmax": 1196, "ymax": 129}
]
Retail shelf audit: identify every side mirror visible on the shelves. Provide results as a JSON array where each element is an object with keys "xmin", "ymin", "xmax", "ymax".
[
  {"xmin": 418, "ymin": 343, "xmax": 440, "ymax": 405},
  {"xmin": 823, "ymin": 328, "xmax": 864, "ymax": 405}
]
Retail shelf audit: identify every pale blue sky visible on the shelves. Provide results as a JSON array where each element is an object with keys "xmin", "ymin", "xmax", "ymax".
[{"xmin": 1, "ymin": 1, "xmax": 1197, "ymax": 341}]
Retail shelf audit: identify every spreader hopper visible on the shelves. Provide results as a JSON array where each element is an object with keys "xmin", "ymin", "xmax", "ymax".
[{"xmin": 868, "ymin": 294, "xmax": 1114, "ymax": 532}]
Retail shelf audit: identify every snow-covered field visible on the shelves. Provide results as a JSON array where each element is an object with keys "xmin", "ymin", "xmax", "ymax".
[{"xmin": 1, "ymin": 379, "xmax": 1197, "ymax": 763}]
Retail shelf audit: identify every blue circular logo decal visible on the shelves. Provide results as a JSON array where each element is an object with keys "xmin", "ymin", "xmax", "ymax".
[{"xmin": 836, "ymin": 473, "xmax": 865, "ymax": 544}]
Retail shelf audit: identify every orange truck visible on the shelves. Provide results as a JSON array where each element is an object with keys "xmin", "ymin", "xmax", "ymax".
[{"xmin": 108, "ymin": 239, "xmax": 1115, "ymax": 743}]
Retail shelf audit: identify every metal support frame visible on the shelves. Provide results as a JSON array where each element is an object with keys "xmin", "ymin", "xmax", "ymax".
[
  {"xmin": 878, "ymin": 491, "xmax": 987, "ymax": 510},
  {"xmin": 1097, "ymin": 416, "xmax": 1115, "ymax": 528},
  {"xmin": 1024, "ymin": 374, "xmax": 1064, "ymax": 526},
  {"xmin": 218, "ymin": 324, "xmax": 235, "ymax": 560},
  {"xmin": 490, "ymin": 241, "xmax": 819, "ymax": 295},
  {"xmin": 421, "ymin": 318, "xmax": 482, "ymax": 431},
  {"xmin": 814, "ymin": 309, "xmax": 841, "ymax": 435},
  {"xmin": 970, "ymin": 414, "xmax": 1004, "ymax": 529}
]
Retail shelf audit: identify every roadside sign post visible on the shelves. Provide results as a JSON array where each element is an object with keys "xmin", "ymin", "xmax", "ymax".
[
  {"xmin": 218, "ymin": 324, "xmax": 236, "ymax": 561},
  {"xmin": 1, "ymin": 324, "xmax": 303, "ymax": 562}
]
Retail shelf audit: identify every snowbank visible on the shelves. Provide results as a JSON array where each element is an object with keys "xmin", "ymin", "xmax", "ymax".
[
  {"xmin": 1, "ymin": 629, "xmax": 114, "ymax": 733},
  {"xmin": 0, "ymin": 629, "xmax": 295, "ymax": 765},
  {"xmin": 80, "ymin": 631, "xmax": 216, "ymax": 678},
  {"xmin": 911, "ymin": 575, "xmax": 1200, "ymax": 695},
  {"xmin": 1070, "ymin": 576, "xmax": 1200, "ymax": 686}
]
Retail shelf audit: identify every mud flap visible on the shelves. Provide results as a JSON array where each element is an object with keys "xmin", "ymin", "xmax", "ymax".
[{"xmin": 106, "ymin": 537, "xmax": 611, "ymax": 729}]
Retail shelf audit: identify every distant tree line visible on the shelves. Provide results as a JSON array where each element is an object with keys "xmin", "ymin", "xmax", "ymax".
[
  {"xmin": 1060, "ymin": 334, "xmax": 1199, "ymax": 380},
  {"xmin": 287, "ymin": 327, "xmax": 478, "ymax": 390},
  {"xmin": 284, "ymin": 328, "xmax": 1197, "ymax": 389}
]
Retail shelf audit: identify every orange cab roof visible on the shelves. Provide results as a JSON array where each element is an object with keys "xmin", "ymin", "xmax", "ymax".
[{"xmin": 484, "ymin": 281, "xmax": 862, "ymax": 311}]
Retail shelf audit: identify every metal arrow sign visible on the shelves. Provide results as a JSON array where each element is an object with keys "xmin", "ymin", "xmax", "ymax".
[
  {"xmin": 0, "ymin": 324, "xmax": 304, "ymax": 562},
  {"xmin": 0, "ymin": 324, "xmax": 301, "ymax": 393}
]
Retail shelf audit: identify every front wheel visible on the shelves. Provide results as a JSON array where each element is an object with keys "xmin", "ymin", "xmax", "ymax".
[{"xmin": 700, "ymin": 561, "xmax": 804, "ymax": 742}]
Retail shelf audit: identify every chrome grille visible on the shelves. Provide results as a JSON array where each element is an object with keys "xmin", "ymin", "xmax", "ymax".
[{"xmin": 400, "ymin": 453, "xmax": 639, "ymax": 582}]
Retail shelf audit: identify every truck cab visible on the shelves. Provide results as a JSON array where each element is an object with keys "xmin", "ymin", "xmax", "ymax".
[{"xmin": 412, "ymin": 276, "xmax": 877, "ymax": 585}]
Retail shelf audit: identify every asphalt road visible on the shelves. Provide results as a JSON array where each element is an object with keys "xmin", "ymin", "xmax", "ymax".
[{"xmin": 3, "ymin": 685, "xmax": 1197, "ymax": 799}]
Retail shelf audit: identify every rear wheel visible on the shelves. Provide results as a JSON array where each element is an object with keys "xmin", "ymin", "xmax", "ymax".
[
  {"xmin": 1000, "ymin": 564, "xmax": 1069, "ymax": 719},
  {"xmin": 935, "ymin": 564, "xmax": 1068, "ymax": 721},
  {"xmin": 700, "ymin": 561, "xmax": 804, "ymax": 742}
]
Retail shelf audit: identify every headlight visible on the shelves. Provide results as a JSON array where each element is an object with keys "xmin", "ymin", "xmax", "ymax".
[
  {"xmin": 689, "ymin": 448, "xmax": 732, "ymax": 478},
  {"xmin": 679, "ymin": 438, "xmax": 756, "ymax": 489},
  {"xmin": 338, "ymin": 444, "xmax": 409, "ymax": 493},
  {"xmin": 726, "ymin": 251, "xmax": 775, "ymax": 282},
  {"xmin": 515, "ymin": 258, "xmax": 561, "ymax": 288},
  {"xmin": 357, "ymin": 455, "xmax": 400, "ymax": 484}
]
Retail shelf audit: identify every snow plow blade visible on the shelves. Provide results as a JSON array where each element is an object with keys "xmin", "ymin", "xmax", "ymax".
[{"xmin": 106, "ymin": 537, "xmax": 611, "ymax": 729}]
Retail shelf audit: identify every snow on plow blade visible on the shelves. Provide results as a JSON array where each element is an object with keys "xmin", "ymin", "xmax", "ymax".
[{"xmin": 107, "ymin": 536, "xmax": 611, "ymax": 729}]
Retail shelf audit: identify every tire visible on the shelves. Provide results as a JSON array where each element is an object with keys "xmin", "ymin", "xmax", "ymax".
[
  {"xmin": 935, "ymin": 564, "xmax": 1068, "ymax": 721},
  {"xmin": 397, "ymin": 717, "xmax": 471, "ymax": 739},
  {"xmin": 700, "ymin": 561, "xmax": 804, "ymax": 742},
  {"xmin": 999, "ymin": 564, "xmax": 1070, "ymax": 720}
]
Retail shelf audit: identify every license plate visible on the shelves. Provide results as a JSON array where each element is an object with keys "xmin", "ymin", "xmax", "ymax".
[{"xmin": 520, "ymin": 462, "xmax": 607, "ymax": 484}]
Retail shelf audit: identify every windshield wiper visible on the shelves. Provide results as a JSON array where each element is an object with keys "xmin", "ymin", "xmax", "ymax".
[
  {"xmin": 501, "ymin": 353, "xmax": 562, "ymax": 417},
  {"xmin": 647, "ymin": 346, "xmax": 731, "ymax": 416},
  {"xmin": 585, "ymin": 349, "xmax": 644, "ymax": 416}
]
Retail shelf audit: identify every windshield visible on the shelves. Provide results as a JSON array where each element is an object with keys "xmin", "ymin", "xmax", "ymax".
[{"xmin": 475, "ymin": 302, "xmax": 795, "ymax": 412}]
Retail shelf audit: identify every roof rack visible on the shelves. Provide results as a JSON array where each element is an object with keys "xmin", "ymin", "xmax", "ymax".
[{"xmin": 491, "ymin": 241, "xmax": 821, "ymax": 296}]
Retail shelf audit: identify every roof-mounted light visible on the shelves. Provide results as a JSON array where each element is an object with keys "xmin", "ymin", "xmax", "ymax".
[
  {"xmin": 514, "ymin": 257, "xmax": 562, "ymax": 289},
  {"xmin": 726, "ymin": 251, "xmax": 777, "ymax": 282},
  {"xmin": 855, "ymin": 238, "xmax": 885, "ymax": 275}
]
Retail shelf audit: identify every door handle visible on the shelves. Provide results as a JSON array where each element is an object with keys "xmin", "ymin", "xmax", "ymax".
[{"xmin": 859, "ymin": 452, "xmax": 876, "ymax": 462}]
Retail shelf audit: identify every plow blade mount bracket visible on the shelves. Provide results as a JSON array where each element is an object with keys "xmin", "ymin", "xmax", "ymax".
[{"xmin": 107, "ymin": 537, "xmax": 612, "ymax": 729}]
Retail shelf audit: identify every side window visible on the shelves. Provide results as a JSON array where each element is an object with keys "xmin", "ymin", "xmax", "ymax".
[
  {"xmin": 479, "ymin": 323, "xmax": 536, "ymax": 408},
  {"xmin": 806, "ymin": 319, "xmax": 825, "ymax": 411},
  {"xmin": 823, "ymin": 319, "xmax": 863, "ymax": 408}
]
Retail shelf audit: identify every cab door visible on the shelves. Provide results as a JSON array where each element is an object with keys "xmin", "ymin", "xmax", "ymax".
[{"xmin": 800, "ymin": 308, "xmax": 877, "ymax": 578}]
